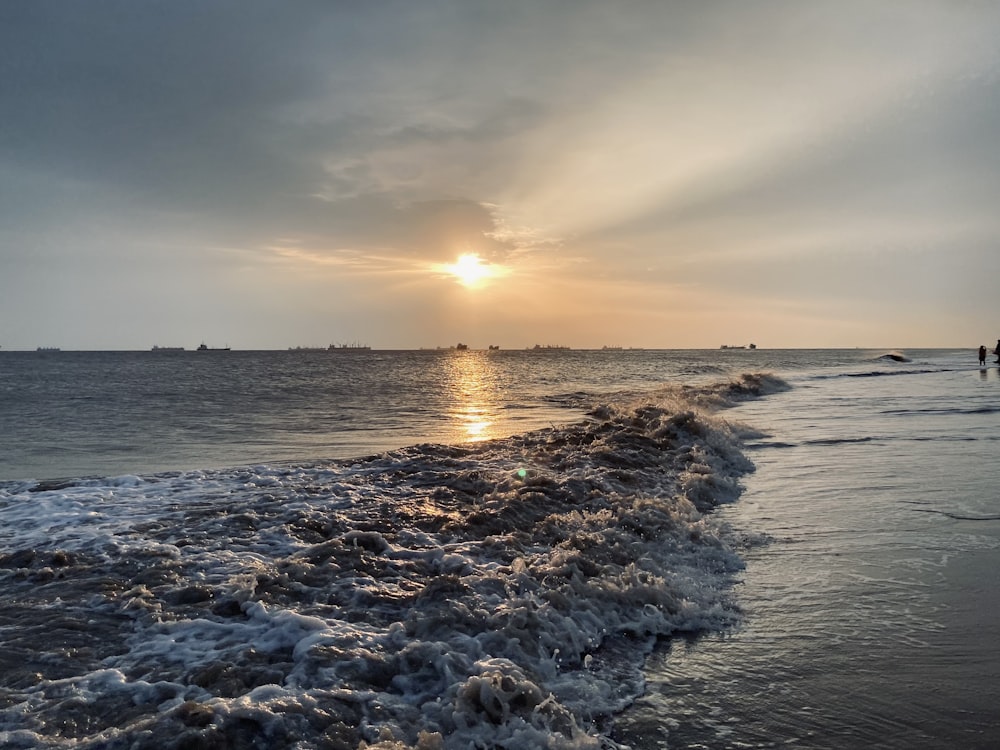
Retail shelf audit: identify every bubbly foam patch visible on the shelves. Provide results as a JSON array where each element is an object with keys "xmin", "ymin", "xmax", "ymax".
[{"xmin": 0, "ymin": 375, "xmax": 778, "ymax": 748}]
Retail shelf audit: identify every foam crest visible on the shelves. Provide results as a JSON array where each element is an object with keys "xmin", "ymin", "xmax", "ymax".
[{"xmin": 0, "ymin": 375, "xmax": 777, "ymax": 748}]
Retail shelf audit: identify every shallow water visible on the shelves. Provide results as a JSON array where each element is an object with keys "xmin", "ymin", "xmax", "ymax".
[{"xmin": 615, "ymin": 354, "xmax": 1000, "ymax": 748}]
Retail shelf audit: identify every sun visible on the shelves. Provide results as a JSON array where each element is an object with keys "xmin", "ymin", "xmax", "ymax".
[
  {"xmin": 433, "ymin": 252, "xmax": 510, "ymax": 288},
  {"xmin": 442, "ymin": 253, "xmax": 496, "ymax": 288}
]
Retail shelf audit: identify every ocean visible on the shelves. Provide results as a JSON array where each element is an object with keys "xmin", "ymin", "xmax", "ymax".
[{"xmin": 0, "ymin": 348, "xmax": 996, "ymax": 749}]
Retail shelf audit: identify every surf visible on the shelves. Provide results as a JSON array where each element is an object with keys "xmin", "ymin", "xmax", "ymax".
[{"xmin": 0, "ymin": 374, "xmax": 783, "ymax": 748}]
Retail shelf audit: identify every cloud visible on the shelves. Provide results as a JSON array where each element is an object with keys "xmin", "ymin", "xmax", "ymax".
[
  {"xmin": 3, "ymin": 0, "xmax": 1000, "ymax": 348},
  {"xmin": 0, "ymin": 3, "xmax": 319, "ymax": 186}
]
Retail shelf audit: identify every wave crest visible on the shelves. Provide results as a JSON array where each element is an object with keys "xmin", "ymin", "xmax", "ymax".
[
  {"xmin": 0, "ymin": 376, "xmax": 784, "ymax": 748},
  {"xmin": 875, "ymin": 351, "xmax": 912, "ymax": 363}
]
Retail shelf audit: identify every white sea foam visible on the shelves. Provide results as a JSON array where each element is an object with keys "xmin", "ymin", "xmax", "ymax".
[{"xmin": 0, "ymin": 375, "xmax": 783, "ymax": 748}]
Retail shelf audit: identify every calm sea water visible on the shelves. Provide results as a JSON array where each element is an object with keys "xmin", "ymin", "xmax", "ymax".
[
  {"xmin": 0, "ymin": 347, "xmax": 996, "ymax": 748},
  {"xmin": 0, "ymin": 348, "xmax": 838, "ymax": 483},
  {"xmin": 616, "ymin": 348, "xmax": 1000, "ymax": 748}
]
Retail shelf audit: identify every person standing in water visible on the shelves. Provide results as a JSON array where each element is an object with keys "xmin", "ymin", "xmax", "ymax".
[
  {"xmin": 994, "ymin": 340, "xmax": 1000, "ymax": 364},
  {"xmin": 980, "ymin": 345, "xmax": 988, "ymax": 366}
]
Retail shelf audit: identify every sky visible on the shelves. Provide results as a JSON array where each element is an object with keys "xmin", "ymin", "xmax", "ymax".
[{"xmin": 2, "ymin": 0, "xmax": 1000, "ymax": 351}]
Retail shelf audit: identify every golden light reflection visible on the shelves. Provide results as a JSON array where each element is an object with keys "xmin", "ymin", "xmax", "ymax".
[
  {"xmin": 444, "ymin": 350, "xmax": 503, "ymax": 442},
  {"xmin": 462, "ymin": 408, "xmax": 492, "ymax": 439}
]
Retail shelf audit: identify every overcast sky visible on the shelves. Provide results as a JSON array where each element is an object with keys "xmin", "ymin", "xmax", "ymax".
[{"xmin": 2, "ymin": 1, "xmax": 999, "ymax": 350}]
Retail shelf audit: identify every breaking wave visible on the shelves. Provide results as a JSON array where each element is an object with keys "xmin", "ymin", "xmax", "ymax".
[
  {"xmin": 875, "ymin": 351, "xmax": 912, "ymax": 363},
  {"xmin": 0, "ymin": 374, "xmax": 786, "ymax": 749}
]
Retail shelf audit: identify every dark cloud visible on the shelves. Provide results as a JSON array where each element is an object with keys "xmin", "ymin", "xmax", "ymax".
[
  {"xmin": 3, "ymin": 0, "xmax": 999, "ymax": 348},
  {"xmin": 0, "ymin": 1, "xmax": 554, "ymax": 265},
  {"xmin": 0, "ymin": 3, "xmax": 319, "ymax": 179},
  {"xmin": 0, "ymin": 0, "xmax": 339, "ymax": 252},
  {"xmin": 270, "ymin": 196, "xmax": 513, "ymax": 267},
  {"xmin": 394, "ymin": 199, "xmax": 511, "ymax": 261}
]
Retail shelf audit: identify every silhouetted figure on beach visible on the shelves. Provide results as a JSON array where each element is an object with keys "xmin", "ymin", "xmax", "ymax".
[
  {"xmin": 980, "ymin": 346, "xmax": 987, "ymax": 366},
  {"xmin": 994, "ymin": 340, "xmax": 1000, "ymax": 364}
]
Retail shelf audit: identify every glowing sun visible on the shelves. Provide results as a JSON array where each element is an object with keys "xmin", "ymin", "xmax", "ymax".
[{"xmin": 442, "ymin": 253, "xmax": 498, "ymax": 288}]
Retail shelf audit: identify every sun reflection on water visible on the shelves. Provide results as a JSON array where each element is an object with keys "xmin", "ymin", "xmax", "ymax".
[{"xmin": 443, "ymin": 350, "xmax": 503, "ymax": 442}]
